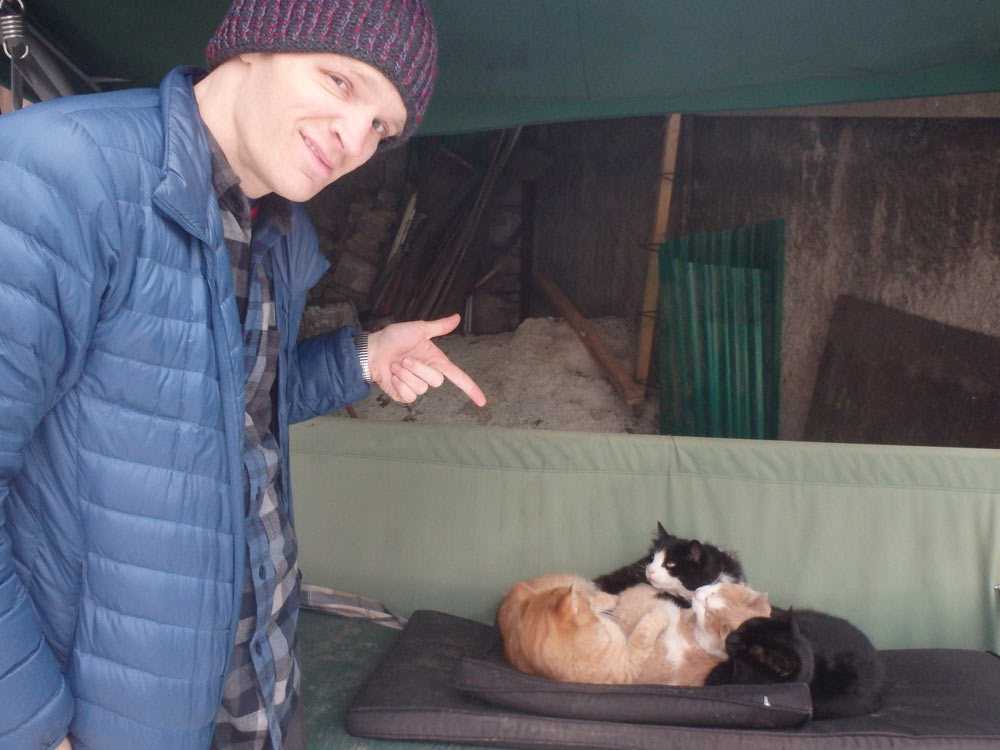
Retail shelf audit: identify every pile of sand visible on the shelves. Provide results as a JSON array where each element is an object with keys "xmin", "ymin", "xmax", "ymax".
[{"xmin": 326, "ymin": 316, "xmax": 659, "ymax": 434}]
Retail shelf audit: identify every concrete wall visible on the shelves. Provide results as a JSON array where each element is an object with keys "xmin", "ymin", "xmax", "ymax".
[
  {"xmin": 676, "ymin": 115, "xmax": 1000, "ymax": 440},
  {"xmin": 531, "ymin": 113, "xmax": 1000, "ymax": 441}
]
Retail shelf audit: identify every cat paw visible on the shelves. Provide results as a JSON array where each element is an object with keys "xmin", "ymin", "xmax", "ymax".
[
  {"xmin": 638, "ymin": 603, "xmax": 673, "ymax": 631},
  {"xmin": 593, "ymin": 591, "xmax": 618, "ymax": 610}
]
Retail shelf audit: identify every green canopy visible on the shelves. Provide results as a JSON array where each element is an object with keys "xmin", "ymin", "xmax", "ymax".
[{"xmin": 14, "ymin": 0, "xmax": 1000, "ymax": 133}]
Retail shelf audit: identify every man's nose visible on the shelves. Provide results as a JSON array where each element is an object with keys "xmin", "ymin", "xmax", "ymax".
[{"xmin": 333, "ymin": 111, "xmax": 371, "ymax": 158}]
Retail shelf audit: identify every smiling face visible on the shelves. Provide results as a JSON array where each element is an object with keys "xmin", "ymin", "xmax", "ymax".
[{"xmin": 210, "ymin": 51, "xmax": 407, "ymax": 201}]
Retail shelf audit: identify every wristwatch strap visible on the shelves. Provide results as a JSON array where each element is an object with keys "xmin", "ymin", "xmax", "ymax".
[{"xmin": 354, "ymin": 332, "xmax": 373, "ymax": 383}]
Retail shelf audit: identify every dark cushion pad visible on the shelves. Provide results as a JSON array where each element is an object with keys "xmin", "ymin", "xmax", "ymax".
[
  {"xmin": 455, "ymin": 643, "xmax": 811, "ymax": 728},
  {"xmin": 344, "ymin": 609, "xmax": 1000, "ymax": 749}
]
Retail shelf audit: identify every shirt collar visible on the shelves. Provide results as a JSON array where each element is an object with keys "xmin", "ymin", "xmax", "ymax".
[{"xmin": 204, "ymin": 126, "xmax": 293, "ymax": 235}]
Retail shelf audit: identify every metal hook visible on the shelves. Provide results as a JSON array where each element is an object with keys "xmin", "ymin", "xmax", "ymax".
[{"xmin": 1, "ymin": 0, "xmax": 28, "ymax": 61}]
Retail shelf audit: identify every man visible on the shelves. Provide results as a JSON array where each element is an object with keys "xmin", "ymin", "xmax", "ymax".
[{"xmin": 0, "ymin": 1, "xmax": 484, "ymax": 748}]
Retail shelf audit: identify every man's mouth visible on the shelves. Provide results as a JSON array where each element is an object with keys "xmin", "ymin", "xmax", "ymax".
[{"xmin": 302, "ymin": 133, "xmax": 332, "ymax": 171}]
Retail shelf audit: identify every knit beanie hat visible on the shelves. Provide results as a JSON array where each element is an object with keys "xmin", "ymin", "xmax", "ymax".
[{"xmin": 205, "ymin": 0, "xmax": 437, "ymax": 145}]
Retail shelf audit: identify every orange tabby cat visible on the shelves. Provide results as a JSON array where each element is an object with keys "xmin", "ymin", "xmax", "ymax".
[
  {"xmin": 496, "ymin": 573, "xmax": 671, "ymax": 684},
  {"xmin": 614, "ymin": 581, "xmax": 771, "ymax": 686}
]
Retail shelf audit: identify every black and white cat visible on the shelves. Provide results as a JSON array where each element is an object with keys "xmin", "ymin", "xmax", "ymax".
[
  {"xmin": 705, "ymin": 607, "xmax": 886, "ymax": 719},
  {"xmin": 594, "ymin": 522, "xmax": 745, "ymax": 608}
]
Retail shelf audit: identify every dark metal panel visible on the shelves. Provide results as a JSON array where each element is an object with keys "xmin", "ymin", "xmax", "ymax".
[{"xmin": 804, "ymin": 295, "xmax": 1000, "ymax": 448}]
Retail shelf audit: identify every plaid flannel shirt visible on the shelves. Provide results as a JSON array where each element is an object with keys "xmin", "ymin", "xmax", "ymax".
[{"xmin": 207, "ymin": 133, "xmax": 300, "ymax": 750}]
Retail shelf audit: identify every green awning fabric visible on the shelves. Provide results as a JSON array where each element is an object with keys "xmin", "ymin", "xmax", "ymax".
[{"xmin": 17, "ymin": 0, "xmax": 1000, "ymax": 133}]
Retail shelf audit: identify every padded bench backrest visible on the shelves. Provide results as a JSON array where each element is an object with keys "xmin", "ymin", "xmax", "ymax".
[{"xmin": 290, "ymin": 417, "xmax": 1000, "ymax": 651}]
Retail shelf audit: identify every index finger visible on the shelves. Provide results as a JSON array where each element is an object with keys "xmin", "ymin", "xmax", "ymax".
[{"xmin": 438, "ymin": 356, "xmax": 487, "ymax": 407}]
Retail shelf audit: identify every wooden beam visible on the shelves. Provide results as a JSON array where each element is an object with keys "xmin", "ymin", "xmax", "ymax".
[
  {"xmin": 537, "ymin": 273, "xmax": 646, "ymax": 416},
  {"xmin": 634, "ymin": 114, "xmax": 682, "ymax": 401},
  {"xmin": 520, "ymin": 179, "xmax": 536, "ymax": 323}
]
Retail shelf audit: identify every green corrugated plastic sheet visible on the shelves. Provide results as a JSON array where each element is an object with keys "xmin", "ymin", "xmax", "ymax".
[{"xmin": 658, "ymin": 220, "xmax": 784, "ymax": 439}]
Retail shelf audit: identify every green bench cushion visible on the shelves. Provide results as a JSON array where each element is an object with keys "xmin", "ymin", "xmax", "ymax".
[{"xmin": 291, "ymin": 419, "xmax": 1000, "ymax": 653}]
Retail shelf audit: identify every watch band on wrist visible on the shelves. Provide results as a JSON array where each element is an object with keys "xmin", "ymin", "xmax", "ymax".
[{"xmin": 354, "ymin": 332, "xmax": 373, "ymax": 383}]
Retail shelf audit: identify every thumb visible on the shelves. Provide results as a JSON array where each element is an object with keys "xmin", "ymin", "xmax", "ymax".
[{"xmin": 424, "ymin": 313, "xmax": 462, "ymax": 339}]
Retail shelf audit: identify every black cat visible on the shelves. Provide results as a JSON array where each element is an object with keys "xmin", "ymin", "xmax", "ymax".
[
  {"xmin": 705, "ymin": 608, "xmax": 886, "ymax": 719},
  {"xmin": 593, "ymin": 522, "xmax": 745, "ymax": 608}
]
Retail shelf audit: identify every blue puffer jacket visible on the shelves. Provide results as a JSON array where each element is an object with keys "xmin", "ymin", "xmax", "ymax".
[{"xmin": 0, "ymin": 67, "xmax": 369, "ymax": 750}]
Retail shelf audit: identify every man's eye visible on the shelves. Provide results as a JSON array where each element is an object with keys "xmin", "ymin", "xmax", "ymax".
[
  {"xmin": 330, "ymin": 75, "xmax": 348, "ymax": 91},
  {"xmin": 373, "ymin": 120, "xmax": 387, "ymax": 136}
]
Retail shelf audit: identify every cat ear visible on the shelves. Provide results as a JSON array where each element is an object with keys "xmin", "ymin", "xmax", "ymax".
[
  {"xmin": 509, "ymin": 581, "xmax": 536, "ymax": 603},
  {"xmin": 686, "ymin": 540, "xmax": 704, "ymax": 564},
  {"xmin": 558, "ymin": 586, "xmax": 581, "ymax": 615},
  {"xmin": 656, "ymin": 521, "xmax": 669, "ymax": 538},
  {"xmin": 787, "ymin": 610, "xmax": 802, "ymax": 636}
]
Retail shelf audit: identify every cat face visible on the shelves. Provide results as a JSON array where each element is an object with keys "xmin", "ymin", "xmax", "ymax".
[
  {"xmin": 725, "ymin": 615, "xmax": 813, "ymax": 684},
  {"xmin": 644, "ymin": 523, "xmax": 744, "ymax": 599},
  {"xmin": 646, "ymin": 544, "xmax": 698, "ymax": 597},
  {"xmin": 690, "ymin": 582, "xmax": 771, "ymax": 654},
  {"xmin": 645, "ymin": 540, "xmax": 734, "ymax": 596}
]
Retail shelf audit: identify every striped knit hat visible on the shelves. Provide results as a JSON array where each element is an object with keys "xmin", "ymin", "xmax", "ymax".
[{"xmin": 205, "ymin": 0, "xmax": 437, "ymax": 145}]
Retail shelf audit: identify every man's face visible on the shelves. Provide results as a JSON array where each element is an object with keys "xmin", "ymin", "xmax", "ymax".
[{"xmin": 230, "ymin": 51, "xmax": 407, "ymax": 201}]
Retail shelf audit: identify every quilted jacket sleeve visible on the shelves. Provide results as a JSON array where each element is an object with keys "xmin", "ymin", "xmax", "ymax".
[
  {"xmin": 0, "ymin": 107, "xmax": 119, "ymax": 749},
  {"xmin": 289, "ymin": 330, "xmax": 372, "ymax": 422},
  {"xmin": 281, "ymin": 206, "xmax": 371, "ymax": 424}
]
